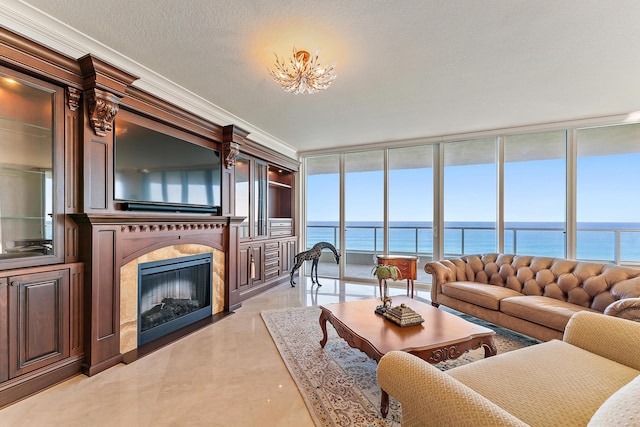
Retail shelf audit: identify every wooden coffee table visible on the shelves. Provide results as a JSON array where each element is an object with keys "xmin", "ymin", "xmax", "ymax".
[{"xmin": 319, "ymin": 296, "xmax": 497, "ymax": 417}]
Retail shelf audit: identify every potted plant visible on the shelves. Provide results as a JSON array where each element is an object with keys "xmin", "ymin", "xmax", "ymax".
[
  {"xmin": 371, "ymin": 264, "xmax": 402, "ymax": 282},
  {"xmin": 372, "ymin": 264, "xmax": 402, "ymax": 313}
]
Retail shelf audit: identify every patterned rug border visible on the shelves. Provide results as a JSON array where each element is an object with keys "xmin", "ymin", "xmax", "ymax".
[
  {"xmin": 261, "ymin": 306, "xmax": 327, "ymax": 427},
  {"xmin": 261, "ymin": 306, "xmax": 402, "ymax": 426},
  {"xmin": 261, "ymin": 304, "xmax": 540, "ymax": 427}
]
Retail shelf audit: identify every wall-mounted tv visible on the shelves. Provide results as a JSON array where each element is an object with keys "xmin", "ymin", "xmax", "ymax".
[{"xmin": 114, "ymin": 114, "xmax": 221, "ymax": 213}]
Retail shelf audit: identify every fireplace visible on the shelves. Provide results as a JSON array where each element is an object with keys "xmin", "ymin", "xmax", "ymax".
[{"xmin": 138, "ymin": 253, "xmax": 212, "ymax": 346}]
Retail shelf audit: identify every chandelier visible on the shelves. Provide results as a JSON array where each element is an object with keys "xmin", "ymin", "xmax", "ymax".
[{"xmin": 268, "ymin": 48, "xmax": 336, "ymax": 94}]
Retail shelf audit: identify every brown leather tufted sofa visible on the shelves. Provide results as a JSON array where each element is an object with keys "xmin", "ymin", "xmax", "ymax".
[{"xmin": 425, "ymin": 253, "xmax": 640, "ymax": 341}]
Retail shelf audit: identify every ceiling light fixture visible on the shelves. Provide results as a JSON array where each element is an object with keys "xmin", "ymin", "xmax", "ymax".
[{"xmin": 268, "ymin": 48, "xmax": 336, "ymax": 94}]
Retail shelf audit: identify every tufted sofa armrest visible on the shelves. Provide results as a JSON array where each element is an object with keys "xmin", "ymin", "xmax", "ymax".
[
  {"xmin": 424, "ymin": 260, "xmax": 455, "ymax": 303},
  {"xmin": 377, "ymin": 351, "xmax": 529, "ymax": 427},
  {"xmin": 563, "ymin": 311, "xmax": 640, "ymax": 371},
  {"xmin": 604, "ymin": 297, "xmax": 640, "ymax": 322}
]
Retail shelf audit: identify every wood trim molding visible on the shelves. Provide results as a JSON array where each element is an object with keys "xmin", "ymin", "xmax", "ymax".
[
  {"xmin": 78, "ymin": 54, "xmax": 138, "ymax": 97},
  {"xmin": 122, "ymin": 86, "xmax": 224, "ymax": 142},
  {"xmin": 0, "ymin": 28, "xmax": 83, "ymax": 88},
  {"xmin": 119, "ymin": 222, "xmax": 226, "ymax": 233},
  {"xmin": 242, "ymin": 137, "xmax": 300, "ymax": 171}
]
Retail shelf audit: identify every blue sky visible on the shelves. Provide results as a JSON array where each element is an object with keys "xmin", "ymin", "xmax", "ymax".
[{"xmin": 307, "ymin": 153, "xmax": 640, "ymax": 224}]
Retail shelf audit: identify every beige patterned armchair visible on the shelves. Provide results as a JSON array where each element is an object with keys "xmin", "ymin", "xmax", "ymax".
[{"xmin": 377, "ymin": 311, "xmax": 640, "ymax": 426}]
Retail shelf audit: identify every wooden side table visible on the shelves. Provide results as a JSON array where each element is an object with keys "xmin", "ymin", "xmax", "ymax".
[{"xmin": 375, "ymin": 255, "xmax": 418, "ymax": 298}]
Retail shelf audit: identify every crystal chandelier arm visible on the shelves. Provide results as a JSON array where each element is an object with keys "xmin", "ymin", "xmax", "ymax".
[{"xmin": 268, "ymin": 47, "xmax": 336, "ymax": 94}]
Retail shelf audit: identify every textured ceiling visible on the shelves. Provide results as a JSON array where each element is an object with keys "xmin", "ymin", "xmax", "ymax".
[{"xmin": 3, "ymin": 0, "xmax": 640, "ymax": 157}]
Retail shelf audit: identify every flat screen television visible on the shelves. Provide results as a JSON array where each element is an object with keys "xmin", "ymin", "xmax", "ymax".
[{"xmin": 114, "ymin": 115, "xmax": 221, "ymax": 213}]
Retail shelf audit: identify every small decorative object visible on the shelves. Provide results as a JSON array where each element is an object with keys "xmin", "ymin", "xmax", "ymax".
[
  {"xmin": 268, "ymin": 47, "xmax": 337, "ymax": 94},
  {"xmin": 383, "ymin": 303, "xmax": 425, "ymax": 327},
  {"xmin": 372, "ymin": 264, "xmax": 402, "ymax": 314},
  {"xmin": 290, "ymin": 242, "xmax": 340, "ymax": 287}
]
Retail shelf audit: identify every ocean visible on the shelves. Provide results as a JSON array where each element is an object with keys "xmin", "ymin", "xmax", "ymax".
[{"xmin": 307, "ymin": 221, "xmax": 640, "ymax": 263}]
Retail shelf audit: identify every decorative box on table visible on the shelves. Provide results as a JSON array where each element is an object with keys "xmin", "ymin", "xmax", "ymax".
[{"xmin": 383, "ymin": 304, "xmax": 425, "ymax": 327}]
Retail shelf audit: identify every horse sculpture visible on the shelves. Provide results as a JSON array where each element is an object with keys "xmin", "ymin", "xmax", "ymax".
[{"xmin": 290, "ymin": 242, "xmax": 340, "ymax": 287}]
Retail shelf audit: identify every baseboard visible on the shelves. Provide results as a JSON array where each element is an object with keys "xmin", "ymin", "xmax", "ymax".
[{"xmin": 0, "ymin": 355, "xmax": 84, "ymax": 409}]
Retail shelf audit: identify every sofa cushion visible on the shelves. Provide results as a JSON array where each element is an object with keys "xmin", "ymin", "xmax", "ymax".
[
  {"xmin": 448, "ymin": 340, "xmax": 640, "ymax": 427},
  {"xmin": 500, "ymin": 295, "xmax": 597, "ymax": 331},
  {"xmin": 588, "ymin": 374, "xmax": 640, "ymax": 426},
  {"xmin": 442, "ymin": 282, "xmax": 523, "ymax": 310}
]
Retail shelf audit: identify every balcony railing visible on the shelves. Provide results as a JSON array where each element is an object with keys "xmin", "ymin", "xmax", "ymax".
[{"xmin": 307, "ymin": 224, "xmax": 640, "ymax": 266}]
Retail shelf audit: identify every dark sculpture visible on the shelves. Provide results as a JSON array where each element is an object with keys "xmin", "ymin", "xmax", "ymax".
[{"xmin": 290, "ymin": 242, "xmax": 340, "ymax": 287}]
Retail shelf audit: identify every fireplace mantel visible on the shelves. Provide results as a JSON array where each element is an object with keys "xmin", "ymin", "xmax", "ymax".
[
  {"xmin": 72, "ymin": 213, "xmax": 244, "ymax": 376},
  {"xmin": 72, "ymin": 213, "xmax": 242, "ymax": 262}
]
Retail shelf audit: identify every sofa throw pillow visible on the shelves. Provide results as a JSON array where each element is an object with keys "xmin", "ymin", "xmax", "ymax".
[{"xmin": 587, "ymin": 374, "xmax": 640, "ymax": 426}]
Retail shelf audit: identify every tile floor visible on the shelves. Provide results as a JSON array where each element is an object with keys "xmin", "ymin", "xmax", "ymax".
[{"xmin": 0, "ymin": 277, "xmax": 430, "ymax": 427}]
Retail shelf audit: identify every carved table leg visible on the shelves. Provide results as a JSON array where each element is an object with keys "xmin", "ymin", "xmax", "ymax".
[
  {"xmin": 483, "ymin": 336, "xmax": 498, "ymax": 358},
  {"xmin": 380, "ymin": 388, "xmax": 389, "ymax": 418},
  {"xmin": 319, "ymin": 309, "xmax": 329, "ymax": 348}
]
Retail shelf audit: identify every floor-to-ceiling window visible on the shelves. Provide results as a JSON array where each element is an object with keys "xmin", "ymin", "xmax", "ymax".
[
  {"xmin": 305, "ymin": 155, "xmax": 341, "ymax": 277},
  {"xmin": 503, "ymin": 131, "xmax": 566, "ymax": 257},
  {"xmin": 345, "ymin": 150, "xmax": 384, "ymax": 278},
  {"xmin": 300, "ymin": 117, "xmax": 640, "ymax": 286},
  {"xmin": 388, "ymin": 145, "xmax": 433, "ymax": 281},
  {"xmin": 443, "ymin": 138, "xmax": 497, "ymax": 257},
  {"xmin": 576, "ymin": 123, "xmax": 640, "ymax": 264}
]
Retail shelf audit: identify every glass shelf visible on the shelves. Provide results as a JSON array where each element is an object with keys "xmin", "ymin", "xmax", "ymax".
[
  {"xmin": 0, "ymin": 216, "xmax": 47, "ymax": 220},
  {"xmin": 0, "ymin": 117, "xmax": 52, "ymax": 139},
  {"xmin": 268, "ymin": 180, "xmax": 292, "ymax": 189}
]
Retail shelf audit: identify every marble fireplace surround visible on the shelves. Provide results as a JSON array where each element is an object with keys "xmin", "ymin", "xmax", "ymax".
[
  {"xmin": 73, "ymin": 213, "xmax": 242, "ymax": 375},
  {"xmin": 119, "ymin": 244, "xmax": 225, "ymax": 354}
]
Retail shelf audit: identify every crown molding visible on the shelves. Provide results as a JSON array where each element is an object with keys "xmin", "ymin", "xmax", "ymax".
[{"xmin": 0, "ymin": 0, "xmax": 298, "ymax": 160}]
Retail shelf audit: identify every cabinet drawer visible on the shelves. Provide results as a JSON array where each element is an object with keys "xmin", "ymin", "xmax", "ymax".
[
  {"xmin": 264, "ymin": 258, "xmax": 280, "ymax": 270},
  {"xmin": 270, "ymin": 220, "xmax": 292, "ymax": 228},
  {"xmin": 264, "ymin": 269, "xmax": 280, "ymax": 281},
  {"xmin": 270, "ymin": 228, "xmax": 292, "ymax": 237},
  {"xmin": 264, "ymin": 249, "xmax": 280, "ymax": 260},
  {"xmin": 264, "ymin": 242, "xmax": 280, "ymax": 251}
]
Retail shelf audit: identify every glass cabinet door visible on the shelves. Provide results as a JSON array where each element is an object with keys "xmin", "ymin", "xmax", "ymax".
[
  {"xmin": 235, "ymin": 156, "xmax": 250, "ymax": 238},
  {"xmin": 235, "ymin": 155, "xmax": 269, "ymax": 239},
  {"xmin": 0, "ymin": 71, "xmax": 57, "ymax": 261},
  {"xmin": 254, "ymin": 159, "xmax": 268, "ymax": 237}
]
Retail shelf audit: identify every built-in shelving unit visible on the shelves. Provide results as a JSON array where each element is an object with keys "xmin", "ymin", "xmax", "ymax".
[
  {"xmin": 0, "ymin": 27, "xmax": 298, "ymax": 408},
  {"xmin": 268, "ymin": 166, "xmax": 292, "ymax": 220},
  {"xmin": 233, "ymin": 151, "xmax": 297, "ymax": 305}
]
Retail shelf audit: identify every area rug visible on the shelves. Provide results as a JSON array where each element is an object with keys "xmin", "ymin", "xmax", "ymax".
[{"xmin": 261, "ymin": 304, "xmax": 540, "ymax": 427}]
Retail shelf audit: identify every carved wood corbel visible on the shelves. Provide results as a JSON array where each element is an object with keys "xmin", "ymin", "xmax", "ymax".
[
  {"xmin": 78, "ymin": 54, "xmax": 138, "ymax": 137},
  {"xmin": 222, "ymin": 125, "xmax": 249, "ymax": 169},
  {"xmin": 223, "ymin": 141, "xmax": 240, "ymax": 169},
  {"xmin": 87, "ymin": 88, "xmax": 120, "ymax": 137},
  {"xmin": 67, "ymin": 87, "xmax": 81, "ymax": 111}
]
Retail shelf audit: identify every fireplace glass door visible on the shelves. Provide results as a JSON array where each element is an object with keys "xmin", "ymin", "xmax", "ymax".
[{"xmin": 138, "ymin": 253, "xmax": 212, "ymax": 345}]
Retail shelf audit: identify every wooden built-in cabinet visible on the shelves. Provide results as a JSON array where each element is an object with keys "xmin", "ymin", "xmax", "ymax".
[
  {"xmin": 0, "ymin": 263, "xmax": 84, "ymax": 407},
  {"xmin": 280, "ymin": 238, "xmax": 297, "ymax": 275},
  {"xmin": 7, "ymin": 264, "xmax": 84, "ymax": 377},
  {"xmin": 0, "ymin": 27, "xmax": 298, "ymax": 408},
  {"xmin": 229, "ymin": 137, "xmax": 299, "ymax": 306},
  {"xmin": 237, "ymin": 237, "xmax": 297, "ymax": 295},
  {"xmin": 0, "ymin": 35, "xmax": 86, "ymax": 408},
  {"xmin": 238, "ymin": 242, "xmax": 264, "ymax": 291}
]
